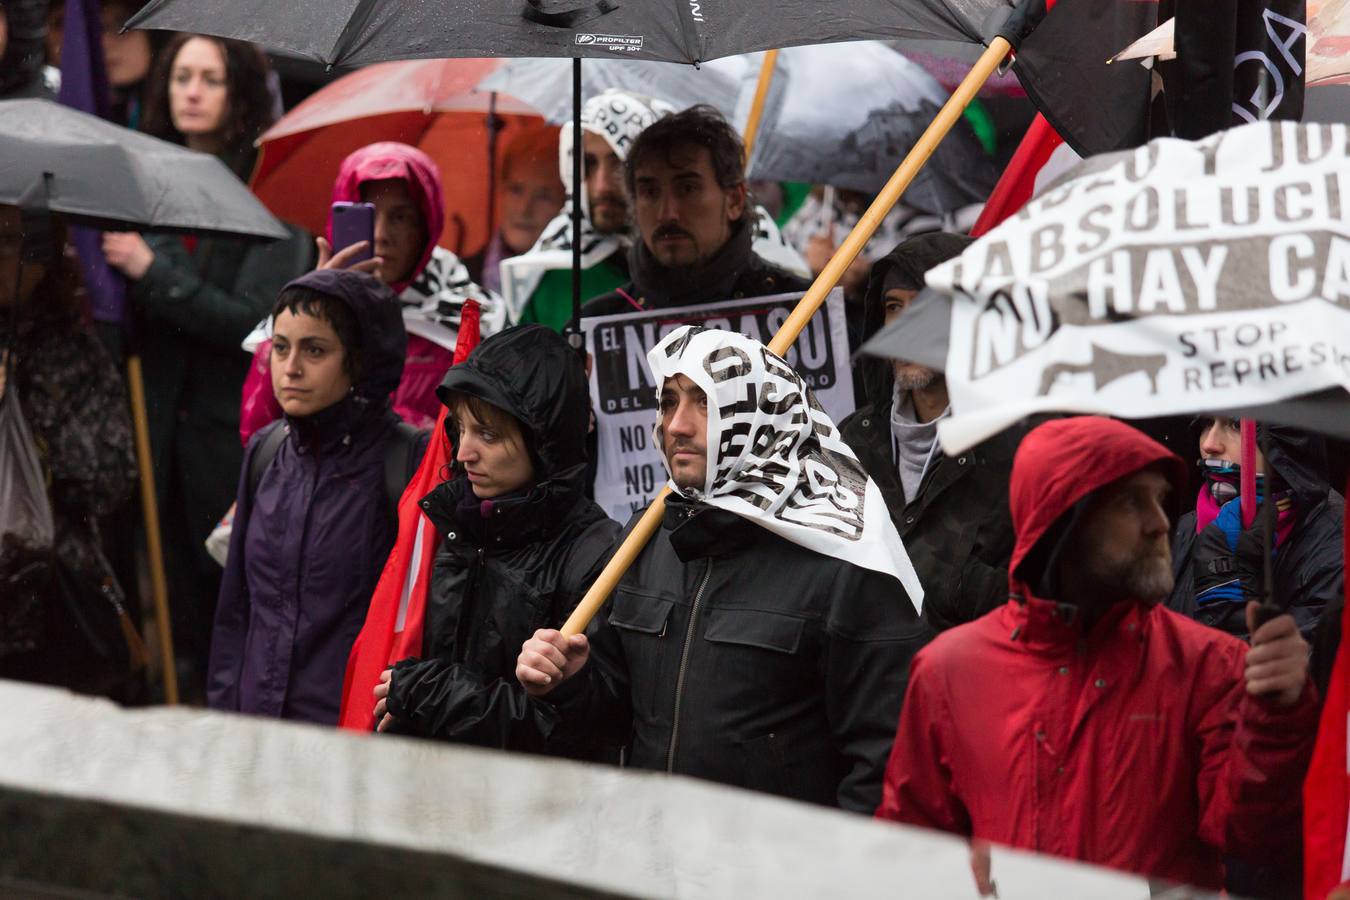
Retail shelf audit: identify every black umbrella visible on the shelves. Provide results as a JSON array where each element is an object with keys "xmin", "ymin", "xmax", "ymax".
[
  {"xmin": 127, "ymin": 0, "xmax": 1009, "ymax": 68},
  {"xmin": 0, "ymin": 98, "xmax": 289, "ymax": 239}
]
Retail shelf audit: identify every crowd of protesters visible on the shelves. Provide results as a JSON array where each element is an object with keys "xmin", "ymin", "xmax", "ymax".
[{"xmin": 1, "ymin": 4, "xmax": 1346, "ymax": 897}]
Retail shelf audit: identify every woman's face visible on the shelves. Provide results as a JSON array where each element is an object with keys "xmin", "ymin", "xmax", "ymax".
[
  {"xmin": 168, "ymin": 37, "xmax": 230, "ymax": 140},
  {"xmin": 0, "ymin": 206, "xmax": 47, "ymax": 309},
  {"xmin": 270, "ymin": 308, "xmax": 352, "ymax": 418},
  {"xmin": 451, "ymin": 400, "xmax": 535, "ymax": 499}
]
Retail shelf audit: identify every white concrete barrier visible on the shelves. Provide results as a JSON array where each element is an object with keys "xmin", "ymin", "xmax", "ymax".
[{"xmin": 0, "ymin": 680, "xmax": 1163, "ymax": 898}]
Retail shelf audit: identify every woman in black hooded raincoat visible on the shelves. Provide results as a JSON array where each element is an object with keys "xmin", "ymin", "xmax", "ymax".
[{"xmin": 377, "ymin": 324, "xmax": 619, "ymax": 752}]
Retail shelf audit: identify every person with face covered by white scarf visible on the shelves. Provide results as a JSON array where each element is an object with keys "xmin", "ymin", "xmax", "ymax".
[{"xmin": 516, "ymin": 326, "xmax": 928, "ymax": 814}]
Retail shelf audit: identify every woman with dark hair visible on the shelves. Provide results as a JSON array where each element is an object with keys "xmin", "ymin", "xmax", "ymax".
[
  {"xmin": 101, "ymin": 34, "xmax": 312, "ymax": 696},
  {"xmin": 207, "ymin": 269, "xmax": 413, "ymax": 724},
  {"xmin": 0, "ymin": 204, "xmax": 140, "ymax": 699},
  {"xmin": 370, "ymin": 325, "xmax": 620, "ymax": 755}
]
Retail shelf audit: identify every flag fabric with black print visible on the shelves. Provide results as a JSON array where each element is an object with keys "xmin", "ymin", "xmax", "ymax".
[
  {"xmin": 861, "ymin": 120, "xmax": 1350, "ymax": 454},
  {"xmin": 1158, "ymin": 0, "xmax": 1306, "ymax": 139}
]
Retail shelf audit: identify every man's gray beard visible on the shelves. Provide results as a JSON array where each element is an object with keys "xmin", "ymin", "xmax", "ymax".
[
  {"xmin": 894, "ymin": 368, "xmax": 939, "ymax": 391},
  {"xmin": 1087, "ymin": 547, "xmax": 1175, "ymax": 605}
]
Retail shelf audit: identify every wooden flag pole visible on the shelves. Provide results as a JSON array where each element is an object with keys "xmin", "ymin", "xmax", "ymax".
[
  {"xmin": 741, "ymin": 49, "xmax": 779, "ymax": 167},
  {"xmin": 126, "ymin": 356, "xmax": 179, "ymax": 704},
  {"xmin": 560, "ymin": 37, "xmax": 1015, "ymax": 637}
]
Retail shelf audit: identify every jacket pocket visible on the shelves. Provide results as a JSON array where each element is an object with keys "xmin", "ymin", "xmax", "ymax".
[
  {"xmin": 703, "ymin": 607, "xmax": 804, "ymax": 654},
  {"xmin": 608, "ymin": 591, "xmax": 673, "ymax": 637}
]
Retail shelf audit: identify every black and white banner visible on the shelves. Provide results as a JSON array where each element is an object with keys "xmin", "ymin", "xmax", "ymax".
[
  {"xmin": 931, "ymin": 121, "xmax": 1350, "ymax": 453},
  {"xmin": 582, "ymin": 289, "xmax": 853, "ymax": 520},
  {"xmin": 647, "ymin": 325, "xmax": 921, "ymax": 605}
]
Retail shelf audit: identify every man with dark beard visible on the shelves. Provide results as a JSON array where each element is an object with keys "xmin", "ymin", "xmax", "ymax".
[
  {"xmin": 841, "ymin": 234, "xmax": 1018, "ymax": 633},
  {"xmin": 876, "ymin": 416, "xmax": 1317, "ymax": 891},
  {"xmin": 581, "ymin": 106, "xmax": 808, "ymax": 318}
]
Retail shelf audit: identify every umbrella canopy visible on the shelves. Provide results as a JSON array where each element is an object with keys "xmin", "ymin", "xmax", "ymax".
[
  {"xmin": 476, "ymin": 56, "xmax": 740, "ymax": 124},
  {"xmin": 251, "ymin": 58, "xmax": 545, "ymax": 254},
  {"xmin": 0, "ymin": 98, "xmax": 288, "ymax": 239},
  {"xmin": 862, "ymin": 120, "xmax": 1350, "ymax": 452},
  {"xmin": 726, "ymin": 42, "xmax": 997, "ymax": 211},
  {"xmin": 127, "ymin": 0, "xmax": 1007, "ymax": 68}
]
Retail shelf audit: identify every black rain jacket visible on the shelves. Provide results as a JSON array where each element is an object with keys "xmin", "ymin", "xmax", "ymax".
[
  {"xmin": 1169, "ymin": 424, "xmax": 1344, "ymax": 646},
  {"xmin": 384, "ymin": 325, "xmax": 620, "ymax": 751},
  {"xmin": 839, "ymin": 234, "xmax": 1020, "ymax": 633},
  {"xmin": 544, "ymin": 495, "xmax": 928, "ymax": 814}
]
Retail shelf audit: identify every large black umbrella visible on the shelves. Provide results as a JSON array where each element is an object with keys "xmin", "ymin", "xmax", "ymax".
[
  {"xmin": 128, "ymin": 0, "xmax": 1007, "ymax": 67},
  {"xmin": 0, "ymin": 98, "xmax": 288, "ymax": 238},
  {"xmin": 861, "ymin": 119, "xmax": 1350, "ymax": 453}
]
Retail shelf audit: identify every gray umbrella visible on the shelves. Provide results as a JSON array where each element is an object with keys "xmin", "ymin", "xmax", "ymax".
[
  {"xmin": 0, "ymin": 98, "xmax": 289, "ymax": 239},
  {"xmin": 726, "ymin": 42, "xmax": 997, "ymax": 211},
  {"xmin": 126, "ymin": 0, "xmax": 1012, "ymax": 67}
]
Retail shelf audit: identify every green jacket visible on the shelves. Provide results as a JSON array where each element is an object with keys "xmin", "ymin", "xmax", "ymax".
[
  {"xmin": 518, "ymin": 253, "xmax": 628, "ymax": 332},
  {"xmin": 131, "ymin": 227, "xmax": 313, "ymax": 522}
]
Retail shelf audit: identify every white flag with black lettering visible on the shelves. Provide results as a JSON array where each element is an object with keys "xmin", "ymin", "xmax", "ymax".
[
  {"xmin": 924, "ymin": 120, "xmax": 1350, "ymax": 453},
  {"xmin": 648, "ymin": 325, "xmax": 923, "ymax": 609}
]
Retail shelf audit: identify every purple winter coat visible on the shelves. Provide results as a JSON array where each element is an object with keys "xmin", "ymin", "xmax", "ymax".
[{"xmin": 207, "ymin": 269, "xmax": 411, "ymax": 724}]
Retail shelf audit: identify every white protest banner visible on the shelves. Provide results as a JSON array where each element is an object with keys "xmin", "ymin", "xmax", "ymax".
[
  {"xmin": 582, "ymin": 288, "xmax": 853, "ymax": 522},
  {"xmin": 923, "ymin": 120, "xmax": 1350, "ymax": 453}
]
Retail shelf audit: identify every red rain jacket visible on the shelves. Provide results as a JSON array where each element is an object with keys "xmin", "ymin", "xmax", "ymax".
[{"xmin": 877, "ymin": 416, "xmax": 1318, "ymax": 890}]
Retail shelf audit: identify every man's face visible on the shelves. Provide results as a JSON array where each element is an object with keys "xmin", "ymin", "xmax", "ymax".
[
  {"xmin": 660, "ymin": 374, "xmax": 708, "ymax": 491},
  {"xmin": 583, "ymin": 131, "xmax": 628, "ymax": 235},
  {"xmin": 633, "ymin": 143, "xmax": 746, "ymax": 269},
  {"xmin": 1071, "ymin": 468, "xmax": 1175, "ymax": 604},
  {"xmin": 361, "ymin": 178, "xmax": 427, "ymax": 286},
  {"xmin": 1198, "ymin": 415, "xmax": 1266, "ymax": 470},
  {"xmin": 498, "ymin": 153, "xmax": 564, "ymax": 254},
  {"xmin": 882, "ymin": 287, "xmax": 939, "ymax": 391}
]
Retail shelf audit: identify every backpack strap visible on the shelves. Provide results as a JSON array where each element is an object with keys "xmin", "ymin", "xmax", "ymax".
[
  {"xmin": 247, "ymin": 421, "xmax": 288, "ymax": 500},
  {"xmin": 383, "ymin": 421, "xmax": 426, "ymax": 514}
]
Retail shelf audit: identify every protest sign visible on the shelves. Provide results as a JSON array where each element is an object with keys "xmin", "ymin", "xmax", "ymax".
[
  {"xmin": 582, "ymin": 289, "xmax": 852, "ymax": 521},
  {"xmin": 919, "ymin": 121, "xmax": 1350, "ymax": 452}
]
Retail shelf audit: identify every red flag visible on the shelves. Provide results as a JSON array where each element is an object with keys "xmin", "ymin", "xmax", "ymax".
[
  {"xmin": 337, "ymin": 300, "xmax": 481, "ymax": 731},
  {"xmin": 970, "ymin": 114, "xmax": 1067, "ymax": 237},
  {"xmin": 1304, "ymin": 478, "xmax": 1350, "ymax": 900}
]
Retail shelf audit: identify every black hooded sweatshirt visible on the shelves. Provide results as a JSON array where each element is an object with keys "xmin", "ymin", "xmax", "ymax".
[
  {"xmin": 384, "ymin": 325, "xmax": 620, "ymax": 752},
  {"xmin": 581, "ymin": 215, "xmax": 809, "ymax": 317},
  {"xmin": 838, "ymin": 234, "xmax": 1021, "ymax": 633},
  {"xmin": 1168, "ymin": 423, "xmax": 1344, "ymax": 649}
]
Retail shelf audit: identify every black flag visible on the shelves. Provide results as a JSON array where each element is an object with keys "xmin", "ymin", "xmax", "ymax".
[{"xmin": 1160, "ymin": 0, "xmax": 1306, "ymax": 139}]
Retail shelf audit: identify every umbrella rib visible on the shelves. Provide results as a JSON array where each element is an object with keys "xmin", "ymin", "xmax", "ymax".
[{"xmin": 328, "ymin": 0, "xmax": 381, "ymax": 67}]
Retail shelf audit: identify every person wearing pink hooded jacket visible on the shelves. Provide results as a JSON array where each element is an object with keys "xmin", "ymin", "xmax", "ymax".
[{"xmin": 238, "ymin": 142, "xmax": 505, "ymax": 443}]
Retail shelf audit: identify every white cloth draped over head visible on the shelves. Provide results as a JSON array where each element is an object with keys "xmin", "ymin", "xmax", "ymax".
[{"xmin": 648, "ymin": 325, "xmax": 923, "ymax": 610}]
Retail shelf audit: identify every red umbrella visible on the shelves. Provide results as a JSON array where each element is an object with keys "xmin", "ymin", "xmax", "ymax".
[{"xmin": 250, "ymin": 58, "xmax": 547, "ymax": 258}]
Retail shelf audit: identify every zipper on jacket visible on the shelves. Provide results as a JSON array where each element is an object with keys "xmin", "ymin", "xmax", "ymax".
[{"xmin": 666, "ymin": 559, "xmax": 713, "ymax": 774}]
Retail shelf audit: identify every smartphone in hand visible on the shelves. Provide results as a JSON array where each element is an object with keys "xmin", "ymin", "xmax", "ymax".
[{"xmin": 331, "ymin": 201, "xmax": 375, "ymax": 264}]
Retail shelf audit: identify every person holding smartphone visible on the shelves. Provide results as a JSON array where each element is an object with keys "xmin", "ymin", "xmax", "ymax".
[{"xmin": 238, "ymin": 142, "xmax": 506, "ymax": 444}]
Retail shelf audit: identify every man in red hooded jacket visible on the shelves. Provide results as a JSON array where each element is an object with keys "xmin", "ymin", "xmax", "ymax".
[{"xmin": 876, "ymin": 416, "xmax": 1317, "ymax": 890}]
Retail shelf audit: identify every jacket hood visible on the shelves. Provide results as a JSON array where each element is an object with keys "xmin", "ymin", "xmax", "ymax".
[
  {"xmin": 858, "ymin": 233, "xmax": 973, "ymax": 407},
  {"xmin": 1009, "ymin": 417, "xmax": 1187, "ymax": 599},
  {"xmin": 327, "ymin": 142, "xmax": 445, "ymax": 294},
  {"xmin": 1250, "ymin": 423, "xmax": 1329, "ymax": 510},
  {"xmin": 436, "ymin": 324, "xmax": 590, "ymax": 481},
  {"xmin": 282, "ymin": 268, "xmax": 407, "ymax": 403}
]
